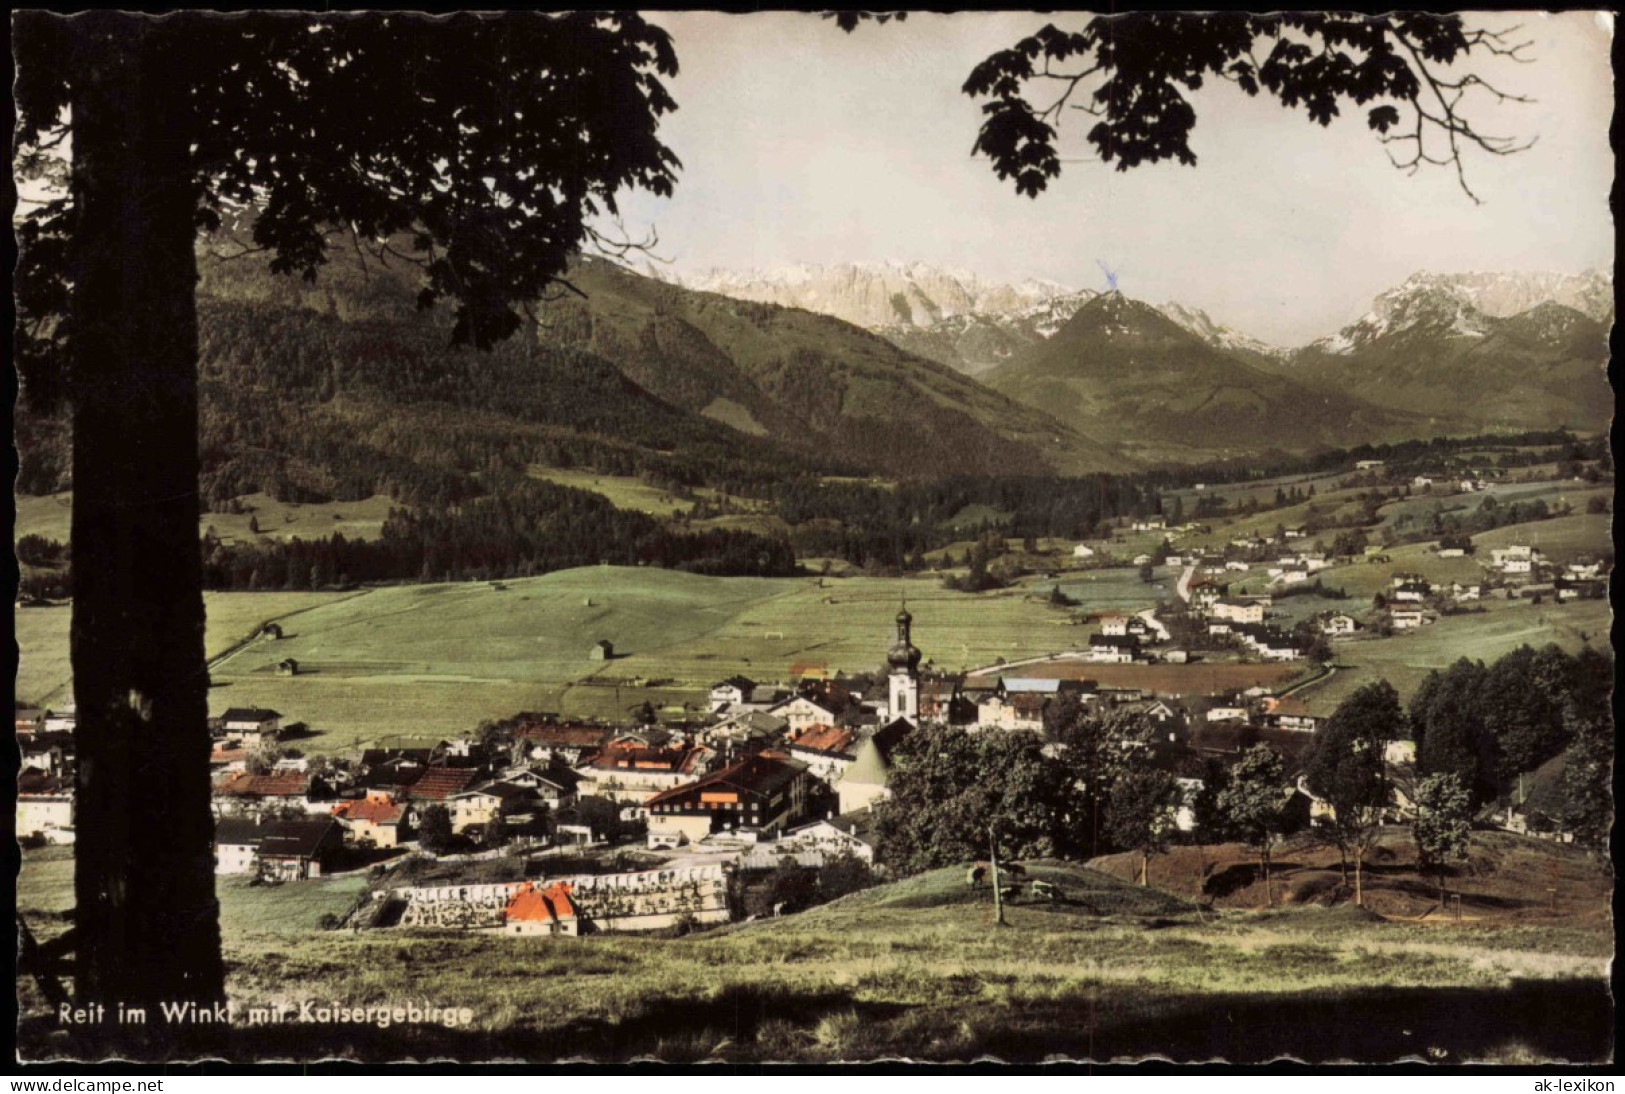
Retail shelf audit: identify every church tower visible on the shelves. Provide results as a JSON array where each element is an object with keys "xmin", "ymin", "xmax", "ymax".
[{"xmin": 886, "ymin": 604, "xmax": 922, "ymax": 721}]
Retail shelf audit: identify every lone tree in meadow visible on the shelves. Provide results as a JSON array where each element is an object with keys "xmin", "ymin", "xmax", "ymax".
[
  {"xmin": 1105, "ymin": 766, "xmax": 1183, "ymax": 886},
  {"xmin": 14, "ymin": 10, "xmax": 678, "ymax": 1040},
  {"xmin": 1412, "ymin": 772, "xmax": 1474, "ymax": 903},
  {"xmin": 873, "ymin": 724, "xmax": 1075, "ymax": 874},
  {"xmin": 1305, "ymin": 681, "xmax": 1401, "ymax": 905},
  {"xmin": 1217, "ymin": 745, "xmax": 1299, "ymax": 906}
]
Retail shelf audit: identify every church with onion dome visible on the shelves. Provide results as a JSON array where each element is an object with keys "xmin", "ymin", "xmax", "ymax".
[{"xmin": 885, "ymin": 604, "xmax": 923, "ymax": 722}]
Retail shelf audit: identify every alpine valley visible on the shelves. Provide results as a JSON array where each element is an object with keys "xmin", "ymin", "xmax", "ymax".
[
  {"xmin": 14, "ymin": 242, "xmax": 1612, "ymax": 590},
  {"xmin": 666, "ymin": 261, "xmax": 1612, "ymax": 461}
]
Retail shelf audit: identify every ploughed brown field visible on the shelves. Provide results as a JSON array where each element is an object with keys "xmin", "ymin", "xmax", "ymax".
[
  {"xmin": 1090, "ymin": 829, "xmax": 1613, "ymax": 927},
  {"xmin": 969, "ymin": 660, "xmax": 1302, "ymax": 694}
]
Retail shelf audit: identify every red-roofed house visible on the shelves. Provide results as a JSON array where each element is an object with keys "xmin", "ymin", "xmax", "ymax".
[
  {"xmin": 213, "ymin": 771, "xmax": 312, "ymax": 815},
  {"xmin": 1262, "ymin": 696, "xmax": 1321, "ymax": 733},
  {"xmin": 512, "ymin": 719, "xmax": 614, "ymax": 766},
  {"xmin": 504, "ymin": 881, "xmax": 580, "ymax": 936},
  {"xmin": 784, "ymin": 723, "xmax": 858, "ymax": 786},
  {"xmin": 405, "ymin": 766, "xmax": 481, "ymax": 802},
  {"xmin": 331, "ymin": 791, "xmax": 412, "ymax": 848},
  {"xmin": 576, "ymin": 742, "xmax": 714, "ymax": 808}
]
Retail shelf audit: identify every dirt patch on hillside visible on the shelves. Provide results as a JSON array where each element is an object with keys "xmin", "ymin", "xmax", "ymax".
[{"xmin": 1090, "ymin": 829, "xmax": 1613, "ymax": 926}]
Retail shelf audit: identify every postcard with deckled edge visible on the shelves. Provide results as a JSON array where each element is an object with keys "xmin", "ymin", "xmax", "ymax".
[{"xmin": 13, "ymin": 8, "xmax": 1614, "ymax": 1066}]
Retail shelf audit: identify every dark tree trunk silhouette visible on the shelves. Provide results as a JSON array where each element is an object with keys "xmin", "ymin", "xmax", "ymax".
[{"xmin": 68, "ymin": 14, "xmax": 224, "ymax": 1041}]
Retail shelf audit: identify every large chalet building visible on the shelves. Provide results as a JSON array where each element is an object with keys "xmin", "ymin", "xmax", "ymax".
[{"xmin": 644, "ymin": 752, "xmax": 818, "ymax": 848}]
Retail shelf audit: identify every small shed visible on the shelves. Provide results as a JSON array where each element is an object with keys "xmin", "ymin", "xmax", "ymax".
[
  {"xmin": 277, "ymin": 658, "xmax": 299, "ymax": 676},
  {"xmin": 588, "ymin": 640, "xmax": 614, "ymax": 661},
  {"xmin": 261, "ymin": 622, "xmax": 284, "ymax": 640}
]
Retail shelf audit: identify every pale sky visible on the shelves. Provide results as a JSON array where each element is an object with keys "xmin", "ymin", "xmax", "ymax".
[{"xmin": 612, "ymin": 11, "xmax": 1615, "ymax": 345}]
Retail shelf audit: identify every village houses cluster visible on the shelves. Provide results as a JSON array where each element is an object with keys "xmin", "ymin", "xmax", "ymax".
[{"xmin": 16, "ymin": 457, "xmax": 1609, "ymax": 937}]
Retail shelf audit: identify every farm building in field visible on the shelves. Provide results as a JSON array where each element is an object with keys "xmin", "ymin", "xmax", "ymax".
[
  {"xmin": 1098, "ymin": 611, "xmax": 1130, "ymax": 636},
  {"xmin": 1392, "ymin": 581, "xmax": 1431, "ymax": 603},
  {"xmin": 257, "ymin": 817, "xmax": 346, "ymax": 880},
  {"xmin": 1088, "ymin": 633, "xmax": 1140, "ymax": 664},
  {"xmin": 219, "ymin": 707, "xmax": 284, "ymax": 749},
  {"xmin": 588, "ymin": 639, "xmax": 615, "ymax": 661},
  {"xmin": 277, "ymin": 658, "xmax": 299, "ymax": 676},
  {"xmin": 1390, "ymin": 607, "xmax": 1428, "ymax": 630}
]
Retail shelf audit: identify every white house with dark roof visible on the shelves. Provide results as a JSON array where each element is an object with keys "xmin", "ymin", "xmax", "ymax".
[
  {"xmin": 1320, "ymin": 613, "xmax": 1359, "ymax": 637},
  {"xmin": 1212, "ymin": 599, "xmax": 1265, "ymax": 625},
  {"xmin": 708, "ymin": 676, "xmax": 759, "ymax": 713}
]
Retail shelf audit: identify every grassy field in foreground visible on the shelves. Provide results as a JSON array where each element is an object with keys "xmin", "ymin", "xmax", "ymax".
[
  {"xmin": 16, "ymin": 846, "xmax": 368, "ymax": 947},
  {"xmin": 17, "ymin": 846, "xmax": 1612, "ymax": 1063}
]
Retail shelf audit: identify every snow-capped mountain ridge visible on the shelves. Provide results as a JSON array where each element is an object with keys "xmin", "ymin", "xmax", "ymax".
[
  {"xmin": 661, "ymin": 260, "xmax": 1080, "ymax": 330},
  {"xmin": 1310, "ymin": 268, "xmax": 1612, "ymax": 356},
  {"xmin": 1156, "ymin": 301, "xmax": 1286, "ymax": 361}
]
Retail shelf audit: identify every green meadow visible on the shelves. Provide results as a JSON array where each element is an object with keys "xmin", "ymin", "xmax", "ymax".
[
  {"xmin": 14, "ymin": 590, "xmax": 358, "ymax": 711},
  {"xmin": 18, "ymin": 568, "xmax": 1106, "ymax": 752},
  {"xmin": 1294, "ymin": 596, "xmax": 1610, "ymax": 716},
  {"xmin": 17, "ymin": 850, "xmax": 1613, "ymax": 1063},
  {"xmin": 15, "ymin": 490, "xmax": 399, "ymax": 547}
]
